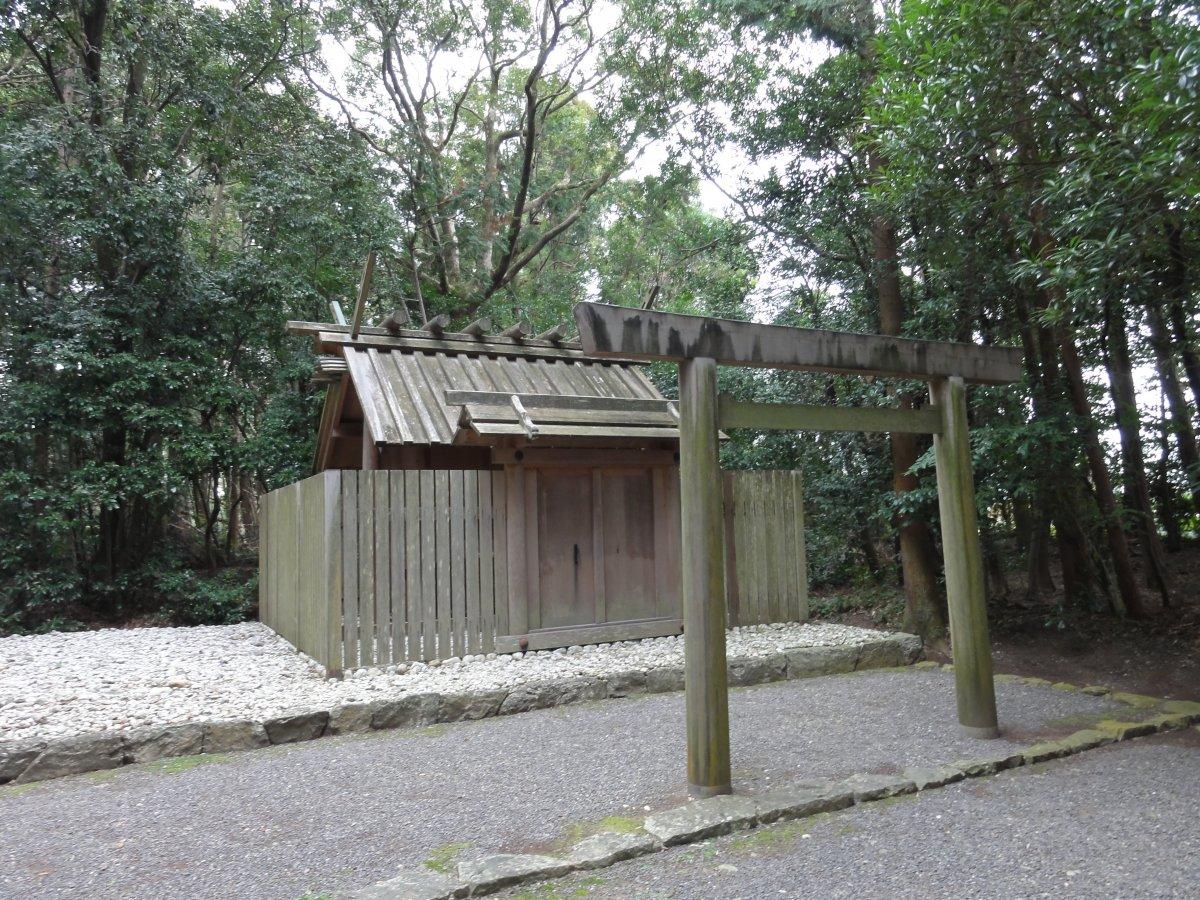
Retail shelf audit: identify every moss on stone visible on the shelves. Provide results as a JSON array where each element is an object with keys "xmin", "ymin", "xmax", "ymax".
[
  {"xmin": 423, "ymin": 841, "xmax": 471, "ymax": 874},
  {"xmin": 554, "ymin": 813, "xmax": 646, "ymax": 851},
  {"xmin": 1110, "ymin": 691, "xmax": 1162, "ymax": 709},
  {"xmin": 1162, "ymin": 699, "xmax": 1200, "ymax": 718}
]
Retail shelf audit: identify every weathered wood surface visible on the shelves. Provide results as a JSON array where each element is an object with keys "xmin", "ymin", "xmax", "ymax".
[
  {"xmin": 679, "ymin": 357, "xmax": 732, "ymax": 797},
  {"xmin": 259, "ymin": 470, "xmax": 510, "ymax": 673},
  {"xmin": 931, "ymin": 377, "xmax": 999, "ymax": 736},
  {"xmin": 722, "ymin": 470, "xmax": 808, "ymax": 625},
  {"xmin": 574, "ymin": 303, "xmax": 1023, "ymax": 385},
  {"xmin": 259, "ymin": 465, "xmax": 807, "ymax": 673},
  {"xmin": 718, "ymin": 397, "xmax": 943, "ymax": 435},
  {"xmin": 445, "ymin": 390, "xmax": 675, "ymax": 414}
]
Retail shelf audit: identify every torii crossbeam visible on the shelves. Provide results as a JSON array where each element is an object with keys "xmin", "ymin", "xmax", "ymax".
[{"xmin": 573, "ymin": 302, "xmax": 1023, "ymax": 798}]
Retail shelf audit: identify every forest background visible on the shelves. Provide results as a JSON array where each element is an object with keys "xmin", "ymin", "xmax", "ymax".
[{"xmin": 3, "ymin": 0, "xmax": 1198, "ymax": 648}]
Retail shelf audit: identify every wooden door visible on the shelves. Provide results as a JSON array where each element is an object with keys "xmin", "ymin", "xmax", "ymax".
[
  {"xmin": 598, "ymin": 468, "xmax": 660, "ymax": 622},
  {"xmin": 534, "ymin": 469, "xmax": 597, "ymax": 629}
]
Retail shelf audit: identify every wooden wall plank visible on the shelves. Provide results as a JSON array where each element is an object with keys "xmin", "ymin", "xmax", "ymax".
[
  {"xmin": 592, "ymin": 469, "xmax": 607, "ymax": 623},
  {"xmin": 285, "ymin": 483, "xmax": 301, "ymax": 647},
  {"xmin": 493, "ymin": 472, "xmax": 511, "ymax": 639},
  {"xmin": 479, "ymin": 472, "xmax": 496, "ymax": 652},
  {"xmin": 404, "ymin": 471, "xmax": 422, "ymax": 660},
  {"xmin": 299, "ymin": 475, "xmax": 320, "ymax": 661},
  {"xmin": 358, "ymin": 471, "xmax": 376, "ymax": 668},
  {"xmin": 259, "ymin": 491, "xmax": 270, "ymax": 632},
  {"xmin": 323, "ymin": 471, "xmax": 344, "ymax": 675},
  {"xmin": 373, "ymin": 472, "xmax": 391, "ymax": 665},
  {"xmin": 449, "ymin": 469, "xmax": 466, "ymax": 658},
  {"xmin": 464, "ymin": 470, "xmax": 482, "ymax": 655},
  {"xmin": 435, "ymin": 469, "xmax": 452, "ymax": 659},
  {"xmin": 389, "ymin": 472, "xmax": 406, "ymax": 662},
  {"xmin": 420, "ymin": 470, "xmax": 437, "ymax": 659},
  {"xmin": 342, "ymin": 472, "xmax": 360, "ymax": 670}
]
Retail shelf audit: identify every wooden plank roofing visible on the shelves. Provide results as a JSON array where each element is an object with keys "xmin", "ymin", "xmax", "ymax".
[{"xmin": 289, "ymin": 320, "xmax": 680, "ymax": 447}]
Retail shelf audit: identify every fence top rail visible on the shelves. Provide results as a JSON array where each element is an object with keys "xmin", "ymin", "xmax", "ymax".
[{"xmin": 573, "ymin": 303, "xmax": 1022, "ymax": 385}]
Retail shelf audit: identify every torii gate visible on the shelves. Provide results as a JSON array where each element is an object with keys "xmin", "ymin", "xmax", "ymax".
[{"xmin": 573, "ymin": 302, "xmax": 1023, "ymax": 798}]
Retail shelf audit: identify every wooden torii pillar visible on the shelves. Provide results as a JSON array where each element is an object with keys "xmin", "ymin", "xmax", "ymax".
[{"xmin": 574, "ymin": 303, "xmax": 1023, "ymax": 797}]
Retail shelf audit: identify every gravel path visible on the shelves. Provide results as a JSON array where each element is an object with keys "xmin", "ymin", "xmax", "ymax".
[
  {"xmin": 0, "ymin": 621, "xmax": 884, "ymax": 744},
  {"xmin": 0, "ymin": 668, "xmax": 1124, "ymax": 900},
  {"xmin": 523, "ymin": 731, "xmax": 1200, "ymax": 899}
]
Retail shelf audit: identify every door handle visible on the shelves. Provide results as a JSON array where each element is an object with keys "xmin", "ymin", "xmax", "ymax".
[{"xmin": 573, "ymin": 543, "xmax": 580, "ymax": 566}]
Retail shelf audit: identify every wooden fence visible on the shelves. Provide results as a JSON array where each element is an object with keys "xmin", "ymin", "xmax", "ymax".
[
  {"xmin": 261, "ymin": 470, "xmax": 508, "ymax": 674},
  {"xmin": 723, "ymin": 469, "xmax": 808, "ymax": 627},
  {"xmin": 260, "ymin": 468, "xmax": 806, "ymax": 674}
]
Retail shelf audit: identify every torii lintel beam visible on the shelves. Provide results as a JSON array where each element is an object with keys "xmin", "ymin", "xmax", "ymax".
[{"xmin": 573, "ymin": 303, "xmax": 1023, "ymax": 385}]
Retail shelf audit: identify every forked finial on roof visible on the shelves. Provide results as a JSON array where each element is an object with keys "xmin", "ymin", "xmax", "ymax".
[{"xmin": 349, "ymin": 251, "xmax": 376, "ymax": 340}]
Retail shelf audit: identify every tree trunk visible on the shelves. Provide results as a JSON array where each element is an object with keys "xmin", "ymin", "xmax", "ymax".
[
  {"xmin": 1057, "ymin": 325, "xmax": 1146, "ymax": 617},
  {"xmin": 1147, "ymin": 297, "xmax": 1200, "ymax": 515},
  {"xmin": 871, "ymin": 212, "xmax": 946, "ymax": 640},
  {"xmin": 1105, "ymin": 298, "xmax": 1171, "ymax": 606},
  {"xmin": 1165, "ymin": 221, "xmax": 1200, "ymax": 416}
]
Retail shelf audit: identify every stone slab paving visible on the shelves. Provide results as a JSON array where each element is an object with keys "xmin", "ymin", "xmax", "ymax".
[
  {"xmin": 513, "ymin": 731, "xmax": 1200, "ymax": 900},
  {"xmin": 0, "ymin": 667, "xmax": 1134, "ymax": 900}
]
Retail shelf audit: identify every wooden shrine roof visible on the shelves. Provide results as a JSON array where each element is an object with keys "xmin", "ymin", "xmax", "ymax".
[{"xmin": 287, "ymin": 320, "xmax": 681, "ymax": 447}]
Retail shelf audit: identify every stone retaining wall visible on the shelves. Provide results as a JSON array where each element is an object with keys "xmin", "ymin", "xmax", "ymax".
[{"xmin": 0, "ymin": 632, "xmax": 922, "ymax": 786}]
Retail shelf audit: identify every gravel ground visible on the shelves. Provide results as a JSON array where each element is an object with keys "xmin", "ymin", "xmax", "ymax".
[
  {"xmin": 0, "ymin": 668, "xmax": 1125, "ymax": 900},
  {"xmin": 521, "ymin": 731, "xmax": 1200, "ymax": 900},
  {"xmin": 0, "ymin": 621, "xmax": 885, "ymax": 744}
]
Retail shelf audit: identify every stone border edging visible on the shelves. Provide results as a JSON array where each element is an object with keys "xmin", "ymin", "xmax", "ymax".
[
  {"xmin": 0, "ymin": 632, "xmax": 922, "ymax": 787},
  {"xmin": 341, "ymin": 672, "xmax": 1200, "ymax": 900}
]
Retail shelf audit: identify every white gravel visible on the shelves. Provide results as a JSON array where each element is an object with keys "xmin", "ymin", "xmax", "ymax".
[{"xmin": 0, "ymin": 621, "xmax": 890, "ymax": 745}]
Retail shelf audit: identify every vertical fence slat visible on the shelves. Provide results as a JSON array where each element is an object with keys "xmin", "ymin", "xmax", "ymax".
[
  {"xmin": 373, "ymin": 472, "xmax": 391, "ymax": 665},
  {"xmin": 324, "ymin": 471, "xmax": 344, "ymax": 675},
  {"xmin": 772, "ymin": 471, "xmax": 784, "ymax": 622},
  {"xmin": 435, "ymin": 470, "xmax": 452, "ymax": 658},
  {"xmin": 404, "ymin": 470, "xmax": 423, "ymax": 660},
  {"xmin": 342, "ymin": 472, "xmax": 359, "ymax": 669},
  {"xmin": 299, "ymin": 475, "xmax": 320, "ymax": 662},
  {"xmin": 777, "ymin": 470, "xmax": 796, "ymax": 621},
  {"xmin": 449, "ymin": 470, "xmax": 466, "ymax": 658},
  {"xmin": 464, "ymin": 470, "xmax": 482, "ymax": 655},
  {"xmin": 259, "ymin": 491, "xmax": 271, "ymax": 632},
  {"xmin": 389, "ymin": 472, "xmax": 406, "ymax": 663},
  {"xmin": 358, "ymin": 472, "xmax": 376, "ymax": 668},
  {"xmin": 793, "ymin": 470, "xmax": 809, "ymax": 621},
  {"xmin": 478, "ymin": 472, "xmax": 496, "ymax": 653},
  {"xmin": 492, "ymin": 472, "xmax": 510, "ymax": 640},
  {"xmin": 420, "ymin": 470, "xmax": 438, "ymax": 659},
  {"xmin": 287, "ymin": 483, "xmax": 302, "ymax": 647}
]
